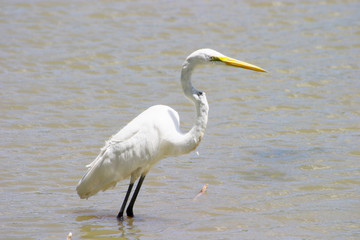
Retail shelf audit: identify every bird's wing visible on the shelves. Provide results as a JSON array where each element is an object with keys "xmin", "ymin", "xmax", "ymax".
[
  {"xmin": 85, "ymin": 127, "xmax": 139, "ymax": 169},
  {"xmin": 76, "ymin": 113, "xmax": 163, "ymax": 199},
  {"xmin": 76, "ymin": 128, "xmax": 144, "ymax": 199},
  {"xmin": 76, "ymin": 105, "xmax": 180, "ymax": 199}
]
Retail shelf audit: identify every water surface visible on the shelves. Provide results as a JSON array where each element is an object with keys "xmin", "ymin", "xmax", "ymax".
[{"xmin": 1, "ymin": 0, "xmax": 359, "ymax": 239}]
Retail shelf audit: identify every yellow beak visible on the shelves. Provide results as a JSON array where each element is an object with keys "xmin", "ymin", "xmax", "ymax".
[{"xmin": 218, "ymin": 56, "xmax": 267, "ymax": 72}]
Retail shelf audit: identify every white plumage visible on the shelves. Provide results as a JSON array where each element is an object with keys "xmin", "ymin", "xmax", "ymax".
[
  {"xmin": 76, "ymin": 105, "xmax": 186, "ymax": 199},
  {"xmin": 76, "ymin": 49, "xmax": 266, "ymax": 219}
]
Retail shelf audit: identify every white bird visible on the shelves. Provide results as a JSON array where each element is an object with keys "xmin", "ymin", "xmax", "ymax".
[{"xmin": 76, "ymin": 48, "xmax": 266, "ymax": 219}]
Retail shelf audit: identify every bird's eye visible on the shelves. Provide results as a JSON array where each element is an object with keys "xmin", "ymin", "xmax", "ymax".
[{"xmin": 210, "ymin": 56, "xmax": 219, "ymax": 62}]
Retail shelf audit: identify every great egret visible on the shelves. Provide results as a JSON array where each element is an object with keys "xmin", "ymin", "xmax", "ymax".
[{"xmin": 76, "ymin": 48, "xmax": 266, "ymax": 219}]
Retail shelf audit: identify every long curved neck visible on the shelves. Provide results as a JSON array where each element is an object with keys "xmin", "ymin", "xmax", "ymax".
[
  {"xmin": 173, "ymin": 60, "xmax": 209, "ymax": 155},
  {"xmin": 181, "ymin": 61, "xmax": 197, "ymax": 100}
]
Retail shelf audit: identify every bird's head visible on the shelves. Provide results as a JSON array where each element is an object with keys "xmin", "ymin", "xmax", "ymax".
[
  {"xmin": 181, "ymin": 48, "xmax": 266, "ymax": 104},
  {"xmin": 185, "ymin": 48, "xmax": 267, "ymax": 72}
]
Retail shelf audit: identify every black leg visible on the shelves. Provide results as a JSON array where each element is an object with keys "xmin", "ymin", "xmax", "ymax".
[
  {"xmin": 126, "ymin": 175, "xmax": 146, "ymax": 217},
  {"xmin": 117, "ymin": 182, "xmax": 134, "ymax": 219}
]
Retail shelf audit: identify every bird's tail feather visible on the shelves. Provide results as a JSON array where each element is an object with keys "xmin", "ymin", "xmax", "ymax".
[{"xmin": 76, "ymin": 148, "xmax": 119, "ymax": 199}]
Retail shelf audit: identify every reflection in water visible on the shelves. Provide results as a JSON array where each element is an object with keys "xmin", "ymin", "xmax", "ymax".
[
  {"xmin": 76, "ymin": 212, "xmax": 139, "ymax": 239},
  {"xmin": 75, "ymin": 211, "xmax": 175, "ymax": 239}
]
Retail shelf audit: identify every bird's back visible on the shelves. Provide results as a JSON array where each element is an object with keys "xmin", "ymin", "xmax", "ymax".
[{"xmin": 76, "ymin": 105, "xmax": 181, "ymax": 199}]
